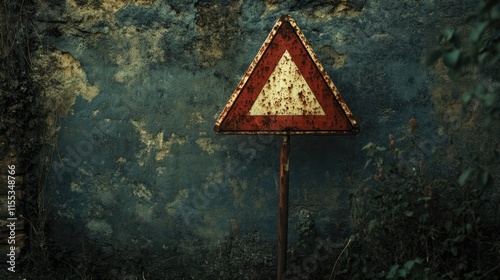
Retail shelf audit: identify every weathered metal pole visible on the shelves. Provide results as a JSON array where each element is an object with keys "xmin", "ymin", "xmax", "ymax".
[{"xmin": 277, "ymin": 135, "xmax": 290, "ymax": 280}]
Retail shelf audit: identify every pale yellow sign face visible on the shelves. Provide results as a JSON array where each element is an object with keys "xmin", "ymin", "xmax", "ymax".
[{"xmin": 248, "ymin": 50, "xmax": 326, "ymax": 116}]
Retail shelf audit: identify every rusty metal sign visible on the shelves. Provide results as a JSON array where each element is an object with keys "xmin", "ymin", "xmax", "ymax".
[{"xmin": 214, "ymin": 15, "xmax": 359, "ymax": 135}]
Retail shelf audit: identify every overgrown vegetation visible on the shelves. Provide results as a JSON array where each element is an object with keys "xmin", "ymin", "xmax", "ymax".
[
  {"xmin": 207, "ymin": 232, "xmax": 275, "ymax": 279},
  {"xmin": 0, "ymin": 2, "xmax": 44, "ymax": 156},
  {"xmin": 344, "ymin": 129, "xmax": 499, "ymax": 279},
  {"xmin": 427, "ymin": 0, "xmax": 500, "ymax": 185},
  {"xmin": 1, "ymin": 0, "xmax": 54, "ymax": 278},
  {"xmin": 336, "ymin": 1, "xmax": 500, "ymax": 279}
]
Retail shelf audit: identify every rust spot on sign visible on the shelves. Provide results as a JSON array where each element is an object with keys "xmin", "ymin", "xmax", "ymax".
[{"xmin": 214, "ymin": 15, "xmax": 359, "ymax": 135}]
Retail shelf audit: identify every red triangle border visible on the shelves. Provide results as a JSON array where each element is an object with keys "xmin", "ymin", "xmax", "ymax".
[{"xmin": 214, "ymin": 15, "xmax": 359, "ymax": 135}]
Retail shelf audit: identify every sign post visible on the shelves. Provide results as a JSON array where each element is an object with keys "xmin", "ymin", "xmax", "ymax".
[
  {"xmin": 278, "ymin": 135, "xmax": 290, "ymax": 279},
  {"xmin": 215, "ymin": 15, "xmax": 359, "ymax": 279}
]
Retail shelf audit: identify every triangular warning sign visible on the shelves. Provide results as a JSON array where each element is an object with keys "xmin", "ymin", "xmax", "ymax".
[{"xmin": 214, "ymin": 15, "xmax": 359, "ymax": 135}]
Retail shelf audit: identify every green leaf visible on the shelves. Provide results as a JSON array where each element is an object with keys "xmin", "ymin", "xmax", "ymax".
[
  {"xmin": 442, "ymin": 28, "xmax": 457, "ymax": 43},
  {"xmin": 404, "ymin": 211, "xmax": 414, "ymax": 217},
  {"xmin": 458, "ymin": 168, "xmax": 474, "ymax": 186},
  {"xmin": 451, "ymin": 245, "xmax": 458, "ymax": 256},
  {"xmin": 387, "ymin": 264, "xmax": 399, "ymax": 279},
  {"xmin": 362, "ymin": 142, "xmax": 376, "ymax": 150},
  {"xmin": 478, "ymin": 52, "xmax": 488, "ymax": 65},
  {"xmin": 478, "ymin": 168, "xmax": 492, "ymax": 186},
  {"xmin": 474, "ymin": 83, "xmax": 486, "ymax": 98},
  {"xmin": 376, "ymin": 146, "xmax": 387, "ymax": 152},
  {"xmin": 364, "ymin": 159, "xmax": 373, "ymax": 169},
  {"xmin": 398, "ymin": 267, "xmax": 408, "ymax": 278},
  {"xmin": 484, "ymin": 93, "xmax": 497, "ymax": 107},
  {"xmin": 462, "ymin": 90, "xmax": 473, "ymax": 104},
  {"xmin": 470, "ymin": 21, "xmax": 488, "ymax": 42},
  {"xmin": 454, "ymin": 234, "xmax": 465, "ymax": 243},
  {"xmin": 491, "ymin": 3, "xmax": 500, "ymax": 19},
  {"xmin": 404, "ymin": 258, "xmax": 422, "ymax": 271},
  {"xmin": 443, "ymin": 49, "xmax": 461, "ymax": 67},
  {"xmin": 466, "ymin": 223, "xmax": 473, "ymax": 234}
]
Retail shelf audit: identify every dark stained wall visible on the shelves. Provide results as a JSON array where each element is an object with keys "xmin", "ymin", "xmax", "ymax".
[{"xmin": 28, "ymin": 0, "xmax": 480, "ymax": 278}]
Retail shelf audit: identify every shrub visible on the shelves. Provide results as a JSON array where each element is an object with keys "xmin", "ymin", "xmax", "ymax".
[
  {"xmin": 345, "ymin": 129, "xmax": 499, "ymax": 279},
  {"xmin": 339, "ymin": 1, "xmax": 500, "ymax": 279}
]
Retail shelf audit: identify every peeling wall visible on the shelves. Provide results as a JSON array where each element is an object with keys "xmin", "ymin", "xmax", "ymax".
[{"xmin": 29, "ymin": 0, "xmax": 480, "ymax": 278}]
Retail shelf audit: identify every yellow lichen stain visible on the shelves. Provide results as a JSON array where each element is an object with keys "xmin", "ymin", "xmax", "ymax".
[
  {"xmin": 70, "ymin": 182, "xmax": 83, "ymax": 193},
  {"xmin": 206, "ymin": 167, "xmax": 223, "ymax": 185},
  {"xmin": 263, "ymin": 0, "xmax": 278, "ymax": 16},
  {"xmin": 57, "ymin": 208, "xmax": 75, "ymax": 220},
  {"xmin": 110, "ymin": 26, "xmax": 168, "ymax": 86},
  {"xmin": 130, "ymin": 119, "xmax": 187, "ymax": 165},
  {"xmin": 32, "ymin": 50, "xmax": 100, "ymax": 140},
  {"xmin": 370, "ymin": 33, "xmax": 391, "ymax": 41},
  {"xmin": 229, "ymin": 179, "xmax": 248, "ymax": 207},
  {"xmin": 253, "ymin": 189, "xmax": 266, "ymax": 210},
  {"xmin": 431, "ymin": 85, "xmax": 463, "ymax": 131},
  {"xmin": 86, "ymin": 219, "xmax": 113, "ymax": 236},
  {"xmin": 78, "ymin": 167, "xmax": 93, "ymax": 177},
  {"xmin": 36, "ymin": 0, "xmax": 156, "ymax": 39},
  {"xmin": 312, "ymin": 5, "xmax": 335, "ymax": 19},
  {"xmin": 319, "ymin": 45, "xmax": 346, "ymax": 69},
  {"xmin": 111, "ymin": 28, "xmax": 144, "ymax": 85},
  {"xmin": 165, "ymin": 189, "xmax": 189, "ymax": 215},
  {"xmin": 333, "ymin": 1, "xmax": 362, "ymax": 17},
  {"xmin": 189, "ymin": 112, "xmax": 205, "ymax": 125},
  {"xmin": 113, "ymin": 70, "xmax": 129, "ymax": 84},
  {"xmin": 67, "ymin": 0, "xmax": 152, "ymax": 19},
  {"xmin": 116, "ymin": 157, "xmax": 127, "ymax": 163},
  {"xmin": 156, "ymin": 166, "xmax": 166, "ymax": 175},
  {"xmin": 132, "ymin": 183, "xmax": 153, "ymax": 200},
  {"xmin": 100, "ymin": 0, "xmax": 129, "ymax": 12},
  {"xmin": 195, "ymin": 138, "xmax": 222, "ymax": 155},
  {"xmin": 35, "ymin": 51, "xmax": 99, "ymax": 104},
  {"xmin": 133, "ymin": 0, "xmax": 154, "ymax": 6},
  {"xmin": 98, "ymin": 0, "xmax": 154, "ymax": 11},
  {"xmin": 156, "ymin": 133, "xmax": 187, "ymax": 161}
]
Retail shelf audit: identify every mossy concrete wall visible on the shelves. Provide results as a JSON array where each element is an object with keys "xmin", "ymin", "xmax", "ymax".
[{"xmin": 31, "ymin": 0, "xmax": 476, "ymax": 278}]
